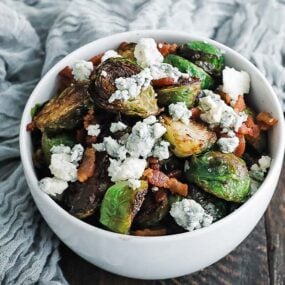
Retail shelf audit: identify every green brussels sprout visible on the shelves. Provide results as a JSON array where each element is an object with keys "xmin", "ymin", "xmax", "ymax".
[
  {"xmin": 31, "ymin": 103, "xmax": 44, "ymax": 118},
  {"xmin": 91, "ymin": 58, "xmax": 159, "ymax": 118},
  {"xmin": 65, "ymin": 152, "xmax": 111, "ymax": 219},
  {"xmin": 34, "ymin": 84, "xmax": 91, "ymax": 133},
  {"xmin": 186, "ymin": 151, "xmax": 250, "ymax": 203},
  {"xmin": 41, "ymin": 132, "xmax": 75, "ymax": 163},
  {"xmin": 161, "ymin": 116, "xmax": 217, "ymax": 157},
  {"xmin": 164, "ymin": 54, "xmax": 214, "ymax": 89},
  {"xmin": 177, "ymin": 41, "xmax": 225, "ymax": 77},
  {"xmin": 189, "ymin": 185, "xmax": 230, "ymax": 221},
  {"xmin": 100, "ymin": 180, "xmax": 148, "ymax": 234},
  {"xmin": 134, "ymin": 192, "xmax": 169, "ymax": 228},
  {"xmin": 157, "ymin": 80, "xmax": 201, "ymax": 108},
  {"xmin": 117, "ymin": 42, "xmax": 136, "ymax": 61}
]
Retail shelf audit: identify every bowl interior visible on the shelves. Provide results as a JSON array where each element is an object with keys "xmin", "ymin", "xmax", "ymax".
[{"xmin": 20, "ymin": 30, "xmax": 285, "ymax": 240}]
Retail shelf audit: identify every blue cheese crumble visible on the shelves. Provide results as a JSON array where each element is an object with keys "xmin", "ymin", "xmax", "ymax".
[
  {"xmin": 149, "ymin": 63, "xmax": 185, "ymax": 82},
  {"xmin": 168, "ymin": 102, "xmax": 192, "ymax": 124},
  {"xmin": 217, "ymin": 136, "xmax": 239, "ymax": 153},
  {"xmin": 170, "ymin": 199, "xmax": 213, "ymax": 231},
  {"xmin": 110, "ymin": 121, "xmax": 127, "ymax": 133},
  {"xmin": 72, "ymin": 60, "xmax": 93, "ymax": 81},
  {"xmin": 86, "ymin": 124, "xmax": 101, "ymax": 136},
  {"xmin": 152, "ymin": 140, "xmax": 170, "ymax": 160},
  {"xmin": 134, "ymin": 38, "xmax": 163, "ymax": 68},
  {"xmin": 39, "ymin": 177, "xmax": 68, "ymax": 197},
  {"xmin": 101, "ymin": 50, "xmax": 121, "ymax": 62}
]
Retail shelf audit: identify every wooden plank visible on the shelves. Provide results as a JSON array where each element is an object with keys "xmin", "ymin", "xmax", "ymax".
[
  {"xmin": 265, "ymin": 160, "xmax": 285, "ymax": 285},
  {"xmin": 60, "ymin": 217, "xmax": 270, "ymax": 285}
]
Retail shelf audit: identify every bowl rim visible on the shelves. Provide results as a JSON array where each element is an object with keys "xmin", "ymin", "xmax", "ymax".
[{"xmin": 20, "ymin": 29, "xmax": 285, "ymax": 242}]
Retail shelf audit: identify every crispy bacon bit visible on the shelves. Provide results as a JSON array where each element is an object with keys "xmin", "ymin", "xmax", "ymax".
[
  {"xmin": 167, "ymin": 170, "xmax": 182, "ymax": 179},
  {"xmin": 143, "ymin": 168, "xmax": 188, "ymax": 197},
  {"xmin": 157, "ymin": 42, "xmax": 177, "ymax": 57},
  {"xmin": 152, "ymin": 77, "xmax": 175, "ymax": 88},
  {"xmin": 26, "ymin": 121, "xmax": 36, "ymax": 132},
  {"xmin": 89, "ymin": 53, "xmax": 104, "ymax": 66},
  {"xmin": 233, "ymin": 95, "xmax": 246, "ymax": 112},
  {"xmin": 190, "ymin": 107, "xmax": 201, "ymax": 120},
  {"xmin": 58, "ymin": 66, "xmax": 73, "ymax": 91},
  {"xmin": 76, "ymin": 129, "xmax": 86, "ymax": 145},
  {"xmin": 133, "ymin": 228, "xmax": 167, "ymax": 236},
  {"xmin": 238, "ymin": 115, "xmax": 260, "ymax": 138},
  {"xmin": 83, "ymin": 109, "xmax": 95, "ymax": 129},
  {"xmin": 147, "ymin": 157, "xmax": 160, "ymax": 170},
  {"xmin": 154, "ymin": 189, "xmax": 167, "ymax": 203},
  {"xmin": 86, "ymin": 135, "xmax": 97, "ymax": 145},
  {"xmin": 77, "ymin": 148, "xmax": 96, "ymax": 183},
  {"xmin": 234, "ymin": 134, "xmax": 246, "ymax": 157},
  {"xmin": 256, "ymin": 112, "xmax": 278, "ymax": 130},
  {"xmin": 218, "ymin": 90, "xmax": 231, "ymax": 105}
]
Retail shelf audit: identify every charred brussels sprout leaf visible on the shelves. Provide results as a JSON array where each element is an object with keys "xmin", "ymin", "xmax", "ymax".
[
  {"xmin": 117, "ymin": 42, "xmax": 136, "ymax": 61},
  {"xmin": 177, "ymin": 41, "xmax": 225, "ymax": 77},
  {"xmin": 157, "ymin": 80, "xmax": 201, "ymax": 108},
  {"xmin": 91, "ymin": 58, "xmax": 159, "ymax": 117},
  {"xmin": 42, "ymin": 132, "xmax": 75, "ymax": 163},
  {"xmin": 34, "ymin": 84, "xmax": 91, "ymax": 133},
  {"xmin": 100, "ymin": 180, "xmax": 148, "ymax": 234},
  {"xmin": 161, "ymin": 116, "xmax": 217, "ymax": 157},
  {"xmin": 186, "ymin": 151, "xmax": 250, "ymax": 203},
  {"xmin": 31, "ymin": 103, "xmax": 44, "ymax": 118},
  {"xmin": 189, "ymin": 185, "xmax": 230, "ymax": 221},
  {"xmin": 164, "ymin": 54, "xmax": 214, "ymax": 89}
]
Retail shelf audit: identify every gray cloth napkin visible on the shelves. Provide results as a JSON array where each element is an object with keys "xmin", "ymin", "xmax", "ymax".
[{"xmin": 0, "ymin": 0, "xmax": 284, "ymax": 284}]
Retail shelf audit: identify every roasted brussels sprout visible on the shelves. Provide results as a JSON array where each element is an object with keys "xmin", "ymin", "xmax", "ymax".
[
  {"xmin": 100, "ymin": 180, "xmax": 148, "ymax": 234},
  {"xmin": 161, "ymin": 116, "xmax": 217, "ymax": 157},
  {"xmin": 34, "ymin": 84, "xmax": 91, "ymax": 133},
  {"xmin": 134, "ymin": 191, "xmax": 169, "ymax": 227},
  {"xmin": 31, "ymin": 103, "xmax": 44, "ymax": 118},
  {"xmin": 117, "ymin": 42, "xmax": 136, "ymax": 61},
  {"xmin": 186, "ymin": 151, "xmax": 250, "ymax": 203},
  {"xmin": 91, "ymin": 58, "xmax": 159, "ymax": 117},
  {"xmin": 65, "ymin": 152, "xmax": 111, "ymax": 219},
  {"xmin": 189, "ymin": 185, "xmax": 230, "ymax": 221},
  {"xmin": 177, "ymin": 41, "xmax": 225, "ymax": 77},
  {"xmin": 41, "ymin": 132, "xmax": 75, "ymax": 163},
  {"xmin": 157, "ymin": 80, "xmax": 201, "ymax": 108},
  {"xmin": 164, "ymin": 54, "xmax": 214, "ymax": 89}
]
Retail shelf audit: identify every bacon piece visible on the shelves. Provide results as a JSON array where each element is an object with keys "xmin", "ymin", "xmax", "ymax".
[
  {"xmin": 233, "ymin": 95, "xmax": 246, "ymax": 112},
  {"xmin": 77, "ymin": 148, "xmax": 96, "ymax": 183},
  {"xmin": 152, "ymin": 77, "xmax": 175, "ymax": 88},
  {"xmin": 154, "ymin": 189, "xmax": 167, "ymax": 203},
  {"xmin": 89, "ymin": 53, "xmax": 104, "ymax": 66},
  {"xmin": 190, "ymin": 107, "xmax": 201, "ymax": 120},
  {"xmin": 132, "ymin": 228, "xmax": 167, "ymax": 236},
  {"xmin": 234, "ymin": 134, "xmax": 246, "ymax": 157},
  {"xmin": 256, "ymin": 111, "xmax": 278, "ymax": 130},
  {"xmin": 157, "ymin": 42, "xmax": 177, "ymax": 57},
  {"xmin": 26, "ymin": 121, "xmax": 36, "ymax": 132},
  {"xmin": 218, "ymin": 90, "xmax": 231, "ymax": 105},
  {"xmin": 83, "ymin": 109, "xmax": 95, "ymax": 129}
]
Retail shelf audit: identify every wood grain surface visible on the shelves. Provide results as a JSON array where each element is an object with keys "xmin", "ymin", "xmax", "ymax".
[{"xmin": 60, "ymin": 160, "xmax": 285, "ymax": 285}]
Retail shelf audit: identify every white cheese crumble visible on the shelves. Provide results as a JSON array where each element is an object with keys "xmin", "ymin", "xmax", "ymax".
[
  {"xmin": 128, "ymin": 179, "xmax": 141, "ymax": 190},
  {"xmin": 249, "ymin": 155, "xmax": 271, "ymax": 182},
  {"xmin": 101, "ymin": 70, "xmax": 108, "ymax": 77},
  {"xmin": 143, "ymin": 115, "xmax": 157, "ymax": 125},
  {"xmin": 152, "ymin": 140, "xmax": 170, "ymax": 160},
  {"xmin": 222, "ymin": 67, "xmax": 250, "ymax": 102},
  {"xmin": 70, "ymin": 144, "xmax": 84, "ymax": 165},
  {"xmin": 149, "ymin": 63, "xmax": 183, "ymax": 82},
  {"xmin": 110, "ymin": 121, "xmax": 127, "ymax": 133},
  {"xmin": 169, "ymin": 102, "xmax": 192, "ymax": 125},
  {"xmin": 86, "ymin": 124, "xmax": 101, "ymax": 136},
  {"xmin": 101, "ymin": 50, "xmax": 121, "ymax": 62},
  {"xmin": 39, "ymin": 177, "xmax": 68, "ymax": 197},
  {"xmin": 134, "ymin": 38, "xmax": 163, "ymax": 68},
  {"xmin": 170, "ymin": 199, "xmax": 213, "ymax": 232},
  {"xmin": 217, "ymin": 136, "xmax": 239, "ymax": 153},
  {"xmin": 72, "ymin": 60, "xmax": 93, "ymax": 81},
  {"xmin": 108, "ymin": 68, "xmax": 152, "ymax": 103},
  {"xmin": 108, "ymin": 158, "xmax": 147, "ymax": 182}
]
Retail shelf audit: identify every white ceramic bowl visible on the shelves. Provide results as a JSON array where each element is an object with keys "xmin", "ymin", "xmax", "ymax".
[{"xmin": 20, "ymin": 30, "xmax": 285, "ymax": 280}]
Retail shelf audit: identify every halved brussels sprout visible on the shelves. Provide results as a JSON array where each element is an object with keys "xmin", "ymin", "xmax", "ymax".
[
  {"xmin": 157, "ymin": 80, "xmax": 201, "ymax": 108},
  {"xmin": 134, "ymin": 192, "xmax": 169, "ymax": 227},
  {"xmin": 34, "ymin": 84, "xmax": 91, "ymax": 133},
  {"xmin": 100, "ymin": 180, "xmax": 148, "ymax": 234},
  {"xmin": 189, "ymin": 185, "xmax": 230, "ymax": 221},
  {"xmin": 186, "ymin": 151, "xmax": 250, "ymax": 202},
  {"xmin": 117, "ymin": 42, "xmax": 136, "ymax": 61},
  {"xmin": 177, "ymin": 41, "xmax": 225, "ymax": 77},
  {"xmin": 164, "ymin": 54, "xmax": 214, "ymax": 89},
  {"xmin": 41, "ymin": 132, "xmax": 75, "ymax": 163},
  {"xmin": 161, "ymin": 116, "xmax": 217, "ymax": 157},
  {"xmin": 91, "ymin": 58, "xmax": 159, "ymax": 117}
]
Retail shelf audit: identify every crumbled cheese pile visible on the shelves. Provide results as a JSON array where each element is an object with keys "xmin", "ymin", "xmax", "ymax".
[
  {"xmin": 222, "ymin": 67, "xmax": 250, "ymax": 103},
  {"xmin": 170, "ymin": 199, "xmax": 213, "ymax": 231},
  {"xmin": 110, "ymin": 121, "xmax": 127, "ymax": 133},
  {"xmin": 101, "ymin": 50, "xmax": 121, "ymax": 62},
  {"xmin": 72, "ymin": 60, "xmax": 93, "ymax": 81},
  {"xmin": 39, "ymin": 144, "xmax": 84, "ymax": 196},
  {"xmin": 169, "ymin": 102, "xmax": 192, "ymax": 124},
  {"xmin": 198, "ymin": 90, "xmax": 248, "ymax": 153},
  {"xmin": 93, "ymin": 116, "xmax": 170, "ymax": 187}
]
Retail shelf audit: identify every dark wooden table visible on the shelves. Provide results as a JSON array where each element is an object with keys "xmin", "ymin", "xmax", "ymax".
[{"xmin": 60, "ymin": 160, "xmax": 285, "ymax": 285}]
